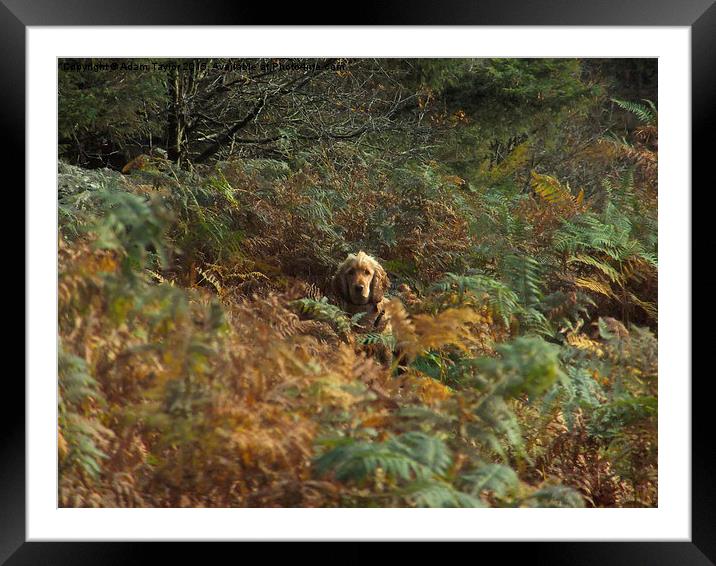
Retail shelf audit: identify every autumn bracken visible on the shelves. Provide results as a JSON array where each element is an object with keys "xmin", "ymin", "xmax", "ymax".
[{"xmin": 58, "ymin": 58, "xmax": 658, "ymax": 508}]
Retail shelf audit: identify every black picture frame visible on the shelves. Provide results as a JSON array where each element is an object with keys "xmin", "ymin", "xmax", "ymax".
[{"xmin": 6, "ymin": 1, "xmax": 705, "ymax": 564}]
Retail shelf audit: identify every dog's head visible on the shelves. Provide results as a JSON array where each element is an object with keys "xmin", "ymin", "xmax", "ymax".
[{"xmin": 332, "ymin": 251, "xmax": 389, "ymax": 306}]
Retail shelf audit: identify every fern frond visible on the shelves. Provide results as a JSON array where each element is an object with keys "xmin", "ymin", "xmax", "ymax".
[
  {"xmin": 530, "ymin": 171, "xmax": 575, "ymax": 205},
  {"xmin": 429, "ymin": 273, "xmax": 521, "ymax": 327},
  {"xmin": 404, "ymin": 480, "xmax": 486, "ymax": 508},
  {"xmin": 314, "ymin": 432, "xmax": 452, "ymax": 484},
  {"xmin": 568, "ymin": 254, "xmax": 624, "ymax": 284},
  {"xmin": 523, "ymin": 485, "xmax": 585, "ymax": 508},
  {"xmin": 574, "ymin": 277, "xmax": 615, "ymax": 299},
  {"xmin": 503, "ymin": 253, "xmax": 545, "ymax": 308},
  {"xmin": 612, "ymin": 98, "xmax": 657, "ymax": 125},
  {"xmin": 290, "ymin": 297, "xmax": 351, "ymax": 335},
  {"xmin": 196, "ymin": 266, "xmax": 223, "ymax": 295},
  {"xmin": 358, "ymin": 332, "xmax": 397, "ymax": 349},
  {"xmin": 460, "ymin": 463, "xmax": 520, "ymax": 498},
  {"xmin": 59, "ymin": 346, "xmax": 114, "ymax": 480}
]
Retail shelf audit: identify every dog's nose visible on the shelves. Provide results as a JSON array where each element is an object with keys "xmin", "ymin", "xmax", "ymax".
[{"xmin": 355, "ymin": 284, "xmax": 364, "ymax": 293}]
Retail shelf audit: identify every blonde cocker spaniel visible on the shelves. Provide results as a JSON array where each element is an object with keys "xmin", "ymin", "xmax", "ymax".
[{"xmin": 332, "ymin": 251, "xmax": 392, "ymax": 363}]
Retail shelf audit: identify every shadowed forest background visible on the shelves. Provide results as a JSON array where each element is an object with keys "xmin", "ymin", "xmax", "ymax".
[{"xmin": 58, "ymin": 58, "xmax": 657, "ymax": 508}]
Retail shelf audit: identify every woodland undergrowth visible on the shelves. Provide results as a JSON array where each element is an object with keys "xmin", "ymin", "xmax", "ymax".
[{"xmin": 58, "ymin": 100, "xmax": 657, "ymax": 508}]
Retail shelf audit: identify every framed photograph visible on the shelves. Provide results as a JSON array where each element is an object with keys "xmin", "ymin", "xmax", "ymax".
[{"xmin": 10, "ymin": 0, "xmax": 704, "ymax": 563}]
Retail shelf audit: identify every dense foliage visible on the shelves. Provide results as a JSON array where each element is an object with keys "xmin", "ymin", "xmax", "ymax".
[{"xmin": 58, "ymin": 58, "xmax": 657, "ymax": 508}]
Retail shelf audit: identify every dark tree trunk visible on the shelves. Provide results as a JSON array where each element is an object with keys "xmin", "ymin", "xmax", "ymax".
[{"xmin": 166, "ymin": 67, "xmax": 187, "ymax": 167}]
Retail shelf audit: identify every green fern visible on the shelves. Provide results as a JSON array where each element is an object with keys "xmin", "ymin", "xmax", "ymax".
[
  {"xmin": 523, "ymin": 485, "xmax": 585, "ymax": 508},
  {"xmin": 502, "ymin": 254, "xmax": 554, "ymax": 336},
  {"xmin": 474, "ymin": 337, "xmax": 564, "ymax": 400},
  {"xmin": 471, "ymin": 396, "xmax": 525, "ymax": 459},
  {"xmin": 612, "ymin": 98, "xmax": 657, "ymax": 125},
  {"xmin": 314, "ymin": 432, "xmax": 452, "ymax": 483},
  {"xmin": 588, "ymin": 396, "xmax": 657, "ymax": 440},
  {"xmin": 545, "ymin": 363, "xmax": 605, "ymax": 432},
  {"xmin": 460, "ymin": 463, "xmax": 520, "ymax": 498},
  {"xmin": 403, "ymin": 480, "xmax": 486, "ymax": 508},
  {"xmin": 358, "ymin": 332, "xmax": 397, "ymax": 349},
  {"xmin": 93, "ymin": 189, "xmax": 170, "ymax": 277},
  {"xmin": 553, "ymin": 171, "xmax": 657, "ymax": 321},
  {"xmin": 58, "ymin": 345, "xmax": 114, "ymax": 480},
  {"xmin": 290, "ymin": 297, "xmax": 352, "ymax": 335},
  {"xmin": 429, "ymin": 272, "xmax": 521, "ymax": 326}
]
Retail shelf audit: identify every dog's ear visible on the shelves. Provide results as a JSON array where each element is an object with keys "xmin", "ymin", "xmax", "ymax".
[
  {"xmin": 332, "ymin": 264, "xmax": 349, "ymax": 302},
  {"xmin": 369, "ymin": 261, "xmax": 390, "ymax": 304}
]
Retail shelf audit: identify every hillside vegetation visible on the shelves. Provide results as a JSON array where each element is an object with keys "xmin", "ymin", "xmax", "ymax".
[{"xmin": 58, "ymin": 58, "xmax": 657, "ymax": 508}]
